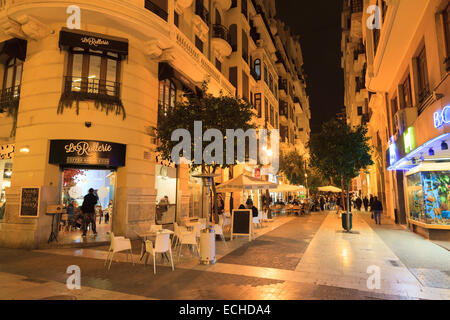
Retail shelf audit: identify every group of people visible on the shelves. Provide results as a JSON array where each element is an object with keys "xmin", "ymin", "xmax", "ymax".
[
  {"xmin": 313, "ymin": 192, "xmax": 384, "ymax": 224},
  {"xmin": 65, "ymin": 188, "xmax": 113, "ymax": 237}
]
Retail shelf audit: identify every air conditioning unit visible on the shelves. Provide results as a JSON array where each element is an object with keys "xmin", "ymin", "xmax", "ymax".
[{"xmin": 393, "ymin": 108, "xmax": 417, "ymax": 135}]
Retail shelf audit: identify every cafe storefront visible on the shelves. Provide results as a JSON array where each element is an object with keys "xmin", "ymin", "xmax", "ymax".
[{"xmin": 387, "ymin": 102, "xmax": 450, "ymax": 241}]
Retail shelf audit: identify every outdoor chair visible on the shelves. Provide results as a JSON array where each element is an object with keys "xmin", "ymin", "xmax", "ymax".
[
  {"xmin": 173, "ymin": 222, "xmax": 188, "ymax": 249},
  {"xmin": 213, "ymin": 215, "xmax": 227, "ymax": 247},
  {"xmin": 104, "ymin": 232, "xmax": 134, "ymax": 270},
  {"xmin": 144, "ymin": 233, "xmax": 174, "ymax": 274},
  {"xmin": 177, "ymin": 223, "xmax": 201, "ymax": 260}
]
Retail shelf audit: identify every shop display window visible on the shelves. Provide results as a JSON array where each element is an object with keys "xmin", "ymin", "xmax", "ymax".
[
  {"xmin": 0, "ymin": 160, "xmax": 12, "ymax": 220},
  {"xmin": 407, "ymin": 170, "xmax": 450, "ymax": 225}
]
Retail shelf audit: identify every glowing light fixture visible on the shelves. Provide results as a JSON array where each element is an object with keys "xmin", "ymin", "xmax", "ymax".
[{"xmin": 19, "ymin": 146, "xmax": 30, "ymax": 153}]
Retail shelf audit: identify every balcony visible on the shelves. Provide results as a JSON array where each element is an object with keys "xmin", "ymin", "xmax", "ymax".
[
  {"xmin": 279, "ymin": 78, "xmax": 287, "ymax": 93},
  {"xmin": 211, "ymin": 24, "xmax": 232, "ymax": 57},
  {"xmin": 145, "ymin": 0, "xmax": 168, "ymax": 21},
  {"xmin": 59, "ymin": 76, "xmax": 124, "ymax": 118},
  {"xmin": 0, "ymin": 85, "xmax": 20, "ymax": 112}
]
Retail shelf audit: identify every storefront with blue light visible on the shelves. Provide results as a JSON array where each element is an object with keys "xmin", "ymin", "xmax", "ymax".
[{"xmin": 387, "ymin": 103, "xmax": 450, "ymax": 240}]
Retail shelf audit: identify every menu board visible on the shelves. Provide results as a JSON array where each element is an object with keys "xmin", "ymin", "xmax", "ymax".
[
  {"xmin": 231, "ymin": 209, "xmax": 252, "ymax": 241},
  {"xmin": 20, "ymin": 187, "xmax": 40, "ymax": 217}
]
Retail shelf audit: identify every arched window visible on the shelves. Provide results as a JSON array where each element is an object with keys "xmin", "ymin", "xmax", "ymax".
[
  {"xmin": 158, "ymin": 79, "xmax": 176, "ymax": 117},
  {"xmin": 3, "ymin": 57, "xmax": 23, "ymax": 91},
  {"xmin": 254, "ymin": 59, "xmax": 261, "ymax": 80}
]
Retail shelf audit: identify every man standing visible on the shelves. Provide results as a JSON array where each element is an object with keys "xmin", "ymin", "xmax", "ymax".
[
  {"xmin": 372, "ymin": 196, "xmax": 383, "ymax": 225},
  {"xmin": 81, "ymin": 188, "xmax": 99, "ymax": 237},
  {"xmin": 356, "ymin": 196, "xmax": 362, "ymax": 211},
  {"xmin": 363, "ymin": 196, "xmax": 369, "ymax": 211}
]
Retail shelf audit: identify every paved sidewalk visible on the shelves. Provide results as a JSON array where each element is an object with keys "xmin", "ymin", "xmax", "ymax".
[{"xmin": 0, "ymin": 212, "xmax": 449, "ymax": 300}]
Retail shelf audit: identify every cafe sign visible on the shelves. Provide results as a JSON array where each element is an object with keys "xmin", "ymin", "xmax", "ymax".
[
  {"xmin": 49, "ymin": 140, "xmax": 126, "ymax": 167},
  {"xmin": 59, "ymin": 28, "xmax": 129, "ymax": 56},
  {"xmin": 433, "ymin": 105, "xmax": 450, "ymax": 128}
]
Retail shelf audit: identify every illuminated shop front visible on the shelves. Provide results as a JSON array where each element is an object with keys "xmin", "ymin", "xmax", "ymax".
[
  {"xmin": 388, "ymin": 103, "xmax": 450, "ymax": 240},
  {"xmin": 0, "ymin": 144, "xmax": 14, "ymax": 220}
]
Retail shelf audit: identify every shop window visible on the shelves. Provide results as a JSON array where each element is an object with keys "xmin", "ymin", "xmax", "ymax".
[
  {"xmin": 399, "ymin": 74, "xmax": 412, "ymax": 109},
  {"xmin": 158, "ymin": 79, "xmax": 176, "ymax": 119},
  {"xmin": 407, "ymin": 171, "xmax": 450, "ymax": 226},
  {"xmin": 0, "ymin": 160, "xmax": 12, "ymax": 220},
  {"xmin": 415, "ymin": 46, "xmax": 430, "ymax": 103}
]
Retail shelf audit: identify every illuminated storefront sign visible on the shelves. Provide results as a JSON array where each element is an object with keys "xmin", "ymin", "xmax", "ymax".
[
  {"xmin": 433, "ymin": 105, "xmax": 450, "ymax": 128},
  {"xmin": 389, "ymin": 141, "xmax": 398, "ymax": 166},
  {"xmin": 404, "ymin": 127, "xmax": 415, "ymax": 154}
]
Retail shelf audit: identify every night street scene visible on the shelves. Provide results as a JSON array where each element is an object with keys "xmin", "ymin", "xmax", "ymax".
[{"xmin": 0, "ymin": 0, "xmax": 449, "ymax": 311}]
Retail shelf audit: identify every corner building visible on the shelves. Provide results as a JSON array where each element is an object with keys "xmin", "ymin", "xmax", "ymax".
[{"xmin": 0, "ymin": 0, "xmax": 310, "ymax": 248}]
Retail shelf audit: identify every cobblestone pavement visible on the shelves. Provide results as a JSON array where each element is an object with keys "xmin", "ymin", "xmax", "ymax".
[{"xmin": 0, "ymin": 212, "xmax": 449, "ymax": 300}]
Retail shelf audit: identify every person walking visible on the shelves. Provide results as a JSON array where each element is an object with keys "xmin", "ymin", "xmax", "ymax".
[
  {"xmin": 320, "ymin": 196, "xmax": 325, "ymax": 211},
  {"xmin": 363, "ymin": 196, "xmax": 369, "ymax": 212},
  {"xmin": 356, "ymin": 196, "xmax": 362, "ymax": 211},
  {"xmin": 369, "ymin": 195, "xmax": 374, "ymax": 211},
  {"xmin": 81, "ymin": 188, "xmax": 99, "ymax": 237},
  {"xmin": 372, "ymin": 196, "xmax": 383, "ymax": 225}
]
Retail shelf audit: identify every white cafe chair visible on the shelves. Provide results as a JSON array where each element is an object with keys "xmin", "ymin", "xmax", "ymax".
[
  {"xmin": 104, "ymin": 232, "xmax": 134, "ymax": 270},
  {"xmin": 144, "ymin": 232, "xmax": 174, "ymax": 274},
  {"xmin": 173, "ymin": 222, "xmax": 188, "ymax": 249},
  {"xmin": 213, "ymin": 215, "xmax": 227, "ymax": 247},
  {"xmin": 177, "ymin": 223, "xmax": 201, "ymax": 259}
]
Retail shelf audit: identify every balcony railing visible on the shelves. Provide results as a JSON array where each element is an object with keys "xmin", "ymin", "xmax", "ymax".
[
  {"xmin": 63, "ymin": 76, "xmax": 120, "ymax": 98},
  {"xmin": 212, "ymin": 24, "xmax": 230, "ymax": 43},
  {"xmin": 195, "ymin": 0, "xmax": 209, "ymax": 24},
  {"xmin": 0, "ymin": 85, "xmax": 20, "ymax": 112},
  {"xmin": 145, "ymin": 0, "xmax": 168, "ymax": 21},
  {"xmin": 279, "ymin": 79, "xmax": 287, "ymax": 92}
]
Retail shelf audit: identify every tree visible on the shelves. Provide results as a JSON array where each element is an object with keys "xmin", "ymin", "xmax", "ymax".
[
  {"xmin": 156, "ymin": 84, "xmax": 256, "ymax": 223},
  {"xmin": 309, "ymin": 119, "xmax": 373, "ymax": 231},
  {"xmin": 279, "ymin": 149, "xmax": 307, "ymax": 186}
]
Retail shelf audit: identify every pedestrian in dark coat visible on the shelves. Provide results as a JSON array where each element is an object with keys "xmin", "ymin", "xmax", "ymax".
[
  {"xmin": 81, "ymin": 188, "xmax": 99, "ymax": 236},
  {"xmin": 372, "ymin": 196, "xmax": 383, "ymax": 224},
  {"xmin": 363, "ymin": 196, "xmax": 369, "ymax": 211}
]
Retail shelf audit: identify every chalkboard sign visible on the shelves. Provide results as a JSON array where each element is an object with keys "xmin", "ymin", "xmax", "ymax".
[
  {"xmin": 19, "ymin": 187, "xmax": 40, "ymax": 217},
  {"xmin": 231, "ymin": 209, "xmax": 252, "ymax": 241}
]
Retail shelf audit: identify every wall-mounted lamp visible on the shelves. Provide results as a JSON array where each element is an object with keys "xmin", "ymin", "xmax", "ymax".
[
  {"xmin": 19, "ymin": 146, "xmax": 30, "ymax": 153},
  {"xmin": 429, "ymin": 148, "xmax": 435, "ymax": 156},
  {"xmin": 442, "ymin": 141, "xmax": 448, "ymax": 151}
]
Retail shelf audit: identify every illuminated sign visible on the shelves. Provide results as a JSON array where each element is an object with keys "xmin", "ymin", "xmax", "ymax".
[
  {"xmin": 389, "ymin": 142, "xmax": 398, "ymax": 165},
  {"xmin": 403, "ymin": 127, "xmax": 415, "ymax": 154},
  {"xmin": 433, "ymin": 105, "xmax": 450, "ymax": 128}
]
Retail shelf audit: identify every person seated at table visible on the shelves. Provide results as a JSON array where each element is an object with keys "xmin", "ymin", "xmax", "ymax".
[
  {"xmin": 245, "ymin": 197, "xmax": 253, "ymax": 207},
  {"xmin": 246, "ymin": 203, "xmax": 259, "ymax": 218},
  {"xmin": 238, "ymin": 204, "xmax": 246, "ymax": 209}
]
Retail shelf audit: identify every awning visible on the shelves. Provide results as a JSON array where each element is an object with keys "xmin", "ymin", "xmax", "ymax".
[
  {"xmin": 59, "ymin": 28, "xmax": 128, "ymax": 57},
  {"xmin": 0, "ymin": 38, "xmax": 27, "ymax": 61},
  {"xmin": 216, "ymin": 174, "xmax": 278, "ymax": 192},
  {"xmin": 318, "ymin": 186, "xmax": 342, "ymax": 193},
  {"xmin": 158, "ymin": 62, "xmax": 200, "ymax": 95},
  {"xmin": 273, "ymin": 184, "xmax": 305, "ymax": 193}
]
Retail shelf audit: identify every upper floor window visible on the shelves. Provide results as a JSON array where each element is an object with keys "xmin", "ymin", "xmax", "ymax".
[
  {"xmin": 254, "ymin": 59, "xmax": 261, "ymax": 80},
  {"xmin": 242, "ymin": 30, "xmax": 249, "ymax": 63},
  {"xmin": 264, "ymin": 98, "xmax": 268, "ymax": 122},
  {"xmin": 255, "ymin": 93, "xmax": 261, "ymax": 117},
  {"xmin": 231, "ymin": 0, "xmax": 237, "ymax": 8},
  {"xmin": 400, "ymin": 74, "xmax": 412, "ymax": 109},
  {"xmin": 66, "ymin": 48, "xmax": 121, "ymax": 97},
  {"xmin": 3, "ymin": 57, "xmax": 23, "ymax": 92},
  {"xmin": 443, "ymin": 4, "xmax": 450, "ymax": 70},
  {"xmin": 195, "ymin": 36, "xmax": 204, "ymax": 53},
  {"xmin": 230, "ymin": 24, "xmax": 238, "ymax": 52},
  {"xmin": 269, "ymin": 73, "xmax": 273, "ymax": 92},
  {"xmin": 415, "ymin": 46, "xmax": 429, "ymax": 103},
  {"xmin": 264, "ymin": 64, "xmax": 268, "ymax": 84},
  {"xmin": 351, "ymin": 0, "xmax": 363, "ymax": 13},
  {"xmin": 158, "ymin": 79, "xmax": 176, "ymax": 118},
  {"xmin": 270, "ymin": 105, "xmax": 274, "ymax": 127}
]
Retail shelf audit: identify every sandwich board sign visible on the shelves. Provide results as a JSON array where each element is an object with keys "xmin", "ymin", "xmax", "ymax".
[{"xmin": 231, "ymin": 209, "xmax": 252, "ymax": 241}]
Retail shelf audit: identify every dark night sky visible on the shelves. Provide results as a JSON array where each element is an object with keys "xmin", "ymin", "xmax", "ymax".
[{"xmin": 276, "ymin": 1, "xmax": 344, "ymax": 133}]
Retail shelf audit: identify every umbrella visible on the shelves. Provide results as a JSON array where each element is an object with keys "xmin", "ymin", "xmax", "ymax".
[
  {"xmin": 318, "ymin": 186, "xmax": 342, "ymax": 193},
  {"xmin": 273, "ymin": 183, "xmax": 305, "ymax": 193},
  {"xmin": 216, "ymin": 173, "xmax": 278, "ymax": 193}
]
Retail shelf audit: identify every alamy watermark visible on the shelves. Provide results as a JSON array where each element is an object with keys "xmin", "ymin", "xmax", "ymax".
[
  {"xmin": 366, "ymin": 265, "xmax": 381, "ymax": 290},
  {"xmin": 66, "ymin": 265, "xmax": 81, "ymax": 290},
  {"xmin": 367, "ymin": 5, "xmax": 381, "ymax": 30},
  {"xmin": 66, "ymin": 5, "xmax": 81, "ymax": 30},
  {"xmin": 171, "ymin": 121, "xmax": 279, "ymax": 175}
]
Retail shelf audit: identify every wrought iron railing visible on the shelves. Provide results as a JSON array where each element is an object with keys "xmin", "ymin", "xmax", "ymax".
[
  {"xmin": 145, "ymin": 0, "xmax": 168, "ymax": 21},
  {"xmin": 212, "ymin": 24, "xmax": 230, "ymax": 44},
  {"xmin": 0, "ymin": 85, "xmax": 20, "ymax": 111},
  {"xmin": 63, "ymin": 76, "xmax": 121, "ymax": 98},
  {"xmin": 279, "ymin": 79, "xmax": 287, "ymax": 92}
]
